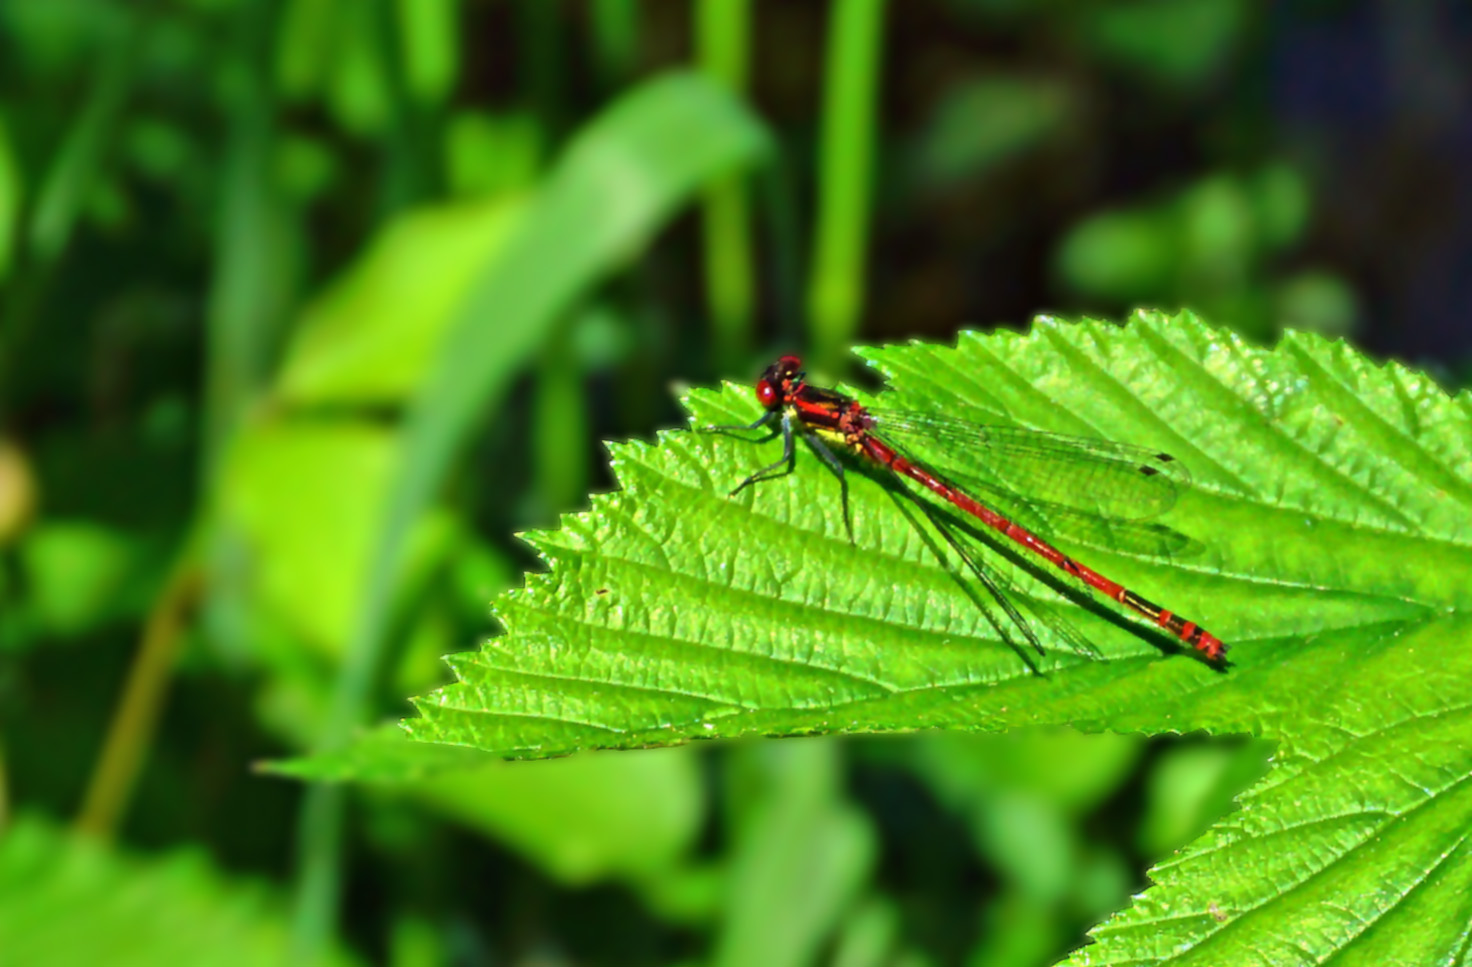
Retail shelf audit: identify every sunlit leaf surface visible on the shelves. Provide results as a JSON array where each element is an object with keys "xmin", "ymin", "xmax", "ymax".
[{"xmin": 295, "ymin": 311, "xmax": 1472, "ymax": 965}]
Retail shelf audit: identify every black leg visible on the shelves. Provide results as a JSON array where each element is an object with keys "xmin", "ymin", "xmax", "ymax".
[
  {"xmin": 803, "ymin": 431, "xmax": 854, "ymax": 544},
  {"xmin": 729, "ymin": 411, "xmax": 797, "ymax": 495},
  {"xmin": 701, "ymin": 409, "xmax": 779, "ymax": 440},
  {"xmin": 904, "ymin": 497, "xmax": 1045, "ymax": 674}
]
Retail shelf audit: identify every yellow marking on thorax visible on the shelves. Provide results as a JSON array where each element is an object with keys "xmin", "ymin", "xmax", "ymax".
[{"xmin": 812, "ymin": 425, "xmax": 849, "ymax": 448}]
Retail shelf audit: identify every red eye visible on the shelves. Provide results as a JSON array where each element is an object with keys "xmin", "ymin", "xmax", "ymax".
[{"xmin": 756, "ymin": 381, "xmax": 778, "ymax": 407}]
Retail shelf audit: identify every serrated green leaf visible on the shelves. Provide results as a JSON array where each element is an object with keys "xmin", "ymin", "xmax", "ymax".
[
  {"xmin": 396, "ymin": 310, "xmax": 1466, "ymax": 755},
  {"xmin": 296, "ymin": 309, "xmax": 1472, "ymax": 965},
  {"xmin": 0, "ymin": 816, "xmax": 359, "ymax": 967}
]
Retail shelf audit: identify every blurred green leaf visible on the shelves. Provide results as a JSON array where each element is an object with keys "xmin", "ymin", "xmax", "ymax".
[
  {"xmin": 916, "ymin": 731, "xmax": 1140, "ymax": 965},
  {"xmin": 983, "ymin": 790, "xmax": 1076, "ymax": 900},
  {"xmin": 273, "ymin": 134, "xmax": 338, "ymax": 203},
  {"xmin": 831, "ymin": 895, "xmax": 901, "ymax": 967},
  {"xmin": 276, "ymin": 196, "xmax": 526, "ymax": 405},
  {"xmin": 1137, "ymin": 738, "xmax": 1268, "ymax": 857},
  {"xmin": 974, "ymin": 890, "xmax": 1071, "ymax": 967},
  {"xmin": 1055, "ymin": 206, "xmax": 1176, "ymax": 302},
  {"xmin": 0, "ymin": 0, "xmax": 129, "ymax": 78},
  {"xmin": 911, "ymin": 74, "xmax": 1074, "ymax": 187},
  {"xmin": 917, "ymin": 730, "xmax": 1141, "ymax": 818},
  {"xmin": 220, "ymin": 422, "xmax": 456, "ymax": 657},
  {"xmin": 0, "ymin": 815, "xmax": 360, "ymax": 967},
  {"xmin": 1082, "ymin": 0, "xmax": 1248, "ymax": 90},
  {"xmin": 448, "ymin": 534, "xmax": 515, "ymax": 613},
  {"xmin": 444, "ymin": 110, "xmax": 543, "ymax": 197},
  {"xmin": 713, "ymin": 742, "xmax": 875, "ymax": 967},
  {"xmin": 1056, "ymin": 165, "xmax": 1317, "ymax": 337},
  {"xmin": 1275, "ymin": 270, "xmax": 1359, "ymax": 338},
  {"xmin": 412, "ymin": 744, "xmax": 704, "ymax": 886},
  {"xmin": 123, "ymin": 117, "xmax": 193, "ymax": 183},
  {"xmin": 267, "ymin": 724, "xmax": 704, "ymax": 886},
  {"xmin": 1179, "ymin": 174, "xmax": 1252, "ymax": 290},
  {"xmin": 1247, "ymin": 162, "xmax": 1310, "ymax": 250},
  {"xmin": 387, "ymin": 916, "xmax": 441, "ymax": 967},
  {"xmin": 18, "ymin": 521, "xmax": 146, "ymax": 637}
]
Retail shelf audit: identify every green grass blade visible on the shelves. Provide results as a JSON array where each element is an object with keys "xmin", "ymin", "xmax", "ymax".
[
  {"xmin": 0, "ymin": 112, "xmax": 21, "ymax": 281},
  {"xmin": 395, "ymin": 0, "xmax": 458, "ymax": 106},
  {"xmin": 697, "ymin": 0, "xmax": 755, "ymax": 368},
  {"xmin": 27, "ymin": 15, "xmax": 137, "ymax": 265},
  {"xmin": 808, "ymin": 0, "xmax": 887, "ymax": 373},
  {"xmin": 204, "ymin": 22, "xmax": 287, "ymax": 471},
  {"xmin": 532, "ymin": 331, "xmax": 591, "ymax": 518}
]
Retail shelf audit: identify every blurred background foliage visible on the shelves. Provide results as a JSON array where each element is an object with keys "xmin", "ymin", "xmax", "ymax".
[{"xmin": 0, "ymin": 1, "xmax": 1466, "ymax": 964}]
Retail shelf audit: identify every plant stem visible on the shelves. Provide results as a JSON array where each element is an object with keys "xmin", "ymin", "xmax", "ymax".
[
  {"xmin": 808, "ymin": 0, "xmax": 887, "ymax": 375},
  {"xmin": 534, "ymin": 322, "xmax": 589, "ymax": 517},
  {"xmin": 697, "ymin": 0, "xmax": 755, "ymax": 371},
  {"xmin": 75, "ymin": 566, "xmax": 203, "ymax": 839},
  {"xmin": 27, "ymin": 13, "xmax": 138, "ymax": 264}
]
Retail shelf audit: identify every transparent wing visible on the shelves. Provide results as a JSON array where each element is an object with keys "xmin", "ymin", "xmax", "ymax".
[
  {"xmin": 946, "ymin": 476, "xmax": 1201, "ymax": 559},
  {"xmin": 867, "ymin": 409, "xmax": 1189, "ymax": 524}
]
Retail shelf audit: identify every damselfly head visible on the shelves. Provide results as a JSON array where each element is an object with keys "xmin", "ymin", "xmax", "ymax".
[{"xmin": 755, "ymin": 355, "xmax": 805, "ymax": 409}]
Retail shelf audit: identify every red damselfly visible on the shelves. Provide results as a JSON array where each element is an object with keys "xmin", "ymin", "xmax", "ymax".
[{"xmin": 708, "ymin": 355, "xmax": 1225, "ymax": 666}]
